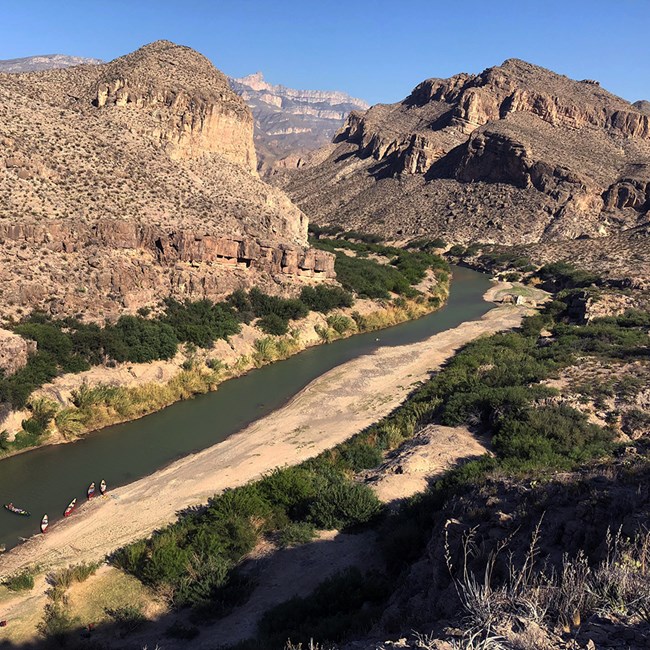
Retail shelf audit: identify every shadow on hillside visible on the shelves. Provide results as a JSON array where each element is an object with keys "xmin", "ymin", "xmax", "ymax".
[{"xmin": 1, "ymin": 528, "xmax": 383, "ymax": 650}]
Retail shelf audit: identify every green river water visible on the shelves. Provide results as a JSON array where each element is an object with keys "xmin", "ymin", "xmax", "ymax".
[{"xmin": 0, "ymin": 266, "xmax": 493, "ymax": 550}]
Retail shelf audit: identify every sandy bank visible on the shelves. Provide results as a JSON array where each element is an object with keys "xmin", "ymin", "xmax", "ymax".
[{"xmin": 0, "ymin": 290, "xmax": 526, "ymax": 578}]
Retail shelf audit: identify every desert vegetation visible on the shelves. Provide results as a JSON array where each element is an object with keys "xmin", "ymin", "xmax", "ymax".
[
  {"xmin": 82, "ymin": 283, "xmax": 647, "ymax": 647},
  {"xmin": 312, "ymin": 236, "xmax": 450, "ymax": 300}
]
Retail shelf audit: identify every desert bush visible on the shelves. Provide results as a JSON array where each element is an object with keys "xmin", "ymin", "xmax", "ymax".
[
  {"xmin": 38, "ymin": 602, "xmax": 78, "ymax": 642},
  {"xmin": 249, "ymin": 288, "xmax": 309, "ymax": 321},
  {"xmin": 105, "ymin": 604, "xmax": 146, "ymax": 635},
  {"xmin": 257, "ymin": 313, "xmax": 289, "ymax": 336},
  {"xmin": 253, "ymin": 337, "xmax": 277, "ymax": 365},
  {"xmin": 337, "ymin": 440, "xmax": 383, "ymax": 471},
  {"xmin": 308, "ymin": 480, "xmax": 381, "ymax": 530},
  {"xmin": 326, "ymin": 314, "xmax": 354, "ymax": 335},
  {"xmin": 257, "ymin": 568, "xmax": 390, "ymax": 646},
  {"xmin": 162, "ymin": 298, "xmax": 241, "ymax": 347},
  {"xmin": 4, "ymin": 567, "xmax": 35, "ymax": 591},
  {"xmin": 300, "ymin": 285, "xmax": 353, "ymax": 312},
  {"xmin": 48, "ymin": 562, "xmax": 99, "ymax": 590},
  {"xmin": 278, "ymin": 522, "xmax": 317, "ymax": 548}
]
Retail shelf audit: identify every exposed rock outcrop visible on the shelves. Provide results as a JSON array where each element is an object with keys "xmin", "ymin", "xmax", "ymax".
[{"xmin": 0, "ymin": 330, "xmax": 36, "ymax": 376}]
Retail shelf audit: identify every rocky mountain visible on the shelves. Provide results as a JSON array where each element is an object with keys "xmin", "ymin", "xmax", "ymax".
[
  {"xmin": 0, "ymin": 54, "xmax": 102, "ymax": 73},
  {"xmin": 0, "ymin": 40, "xmax": 334, "ymax": 322},
  {"xmin": 229, "ymin": 72, "xmax": 368, "ymax": 173},
  {"xmin": 285, "ymin": 59, "xmax": 650, "ymax": 259}
]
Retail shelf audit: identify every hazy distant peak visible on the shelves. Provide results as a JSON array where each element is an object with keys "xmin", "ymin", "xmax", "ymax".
[{"xmin": 0, "ymin": 54, "xmax": 102, "ymax": 73}]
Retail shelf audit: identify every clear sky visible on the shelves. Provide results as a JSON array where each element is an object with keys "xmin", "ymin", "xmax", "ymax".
[{"xmin": 1, "ymin": 0, "xmax": 648, "ymax": 105}]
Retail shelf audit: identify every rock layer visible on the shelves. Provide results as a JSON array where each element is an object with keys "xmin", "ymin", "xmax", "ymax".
[{"xmin": 229, "ymin": 72, "xmax": 368, "ymax": 174}]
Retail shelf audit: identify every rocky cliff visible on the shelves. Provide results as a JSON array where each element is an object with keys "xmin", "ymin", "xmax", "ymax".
[
  {"xmin": 229, "ymin": 72, "xmax": 368, "ymax": 173},
  {"xmin": 285, "ymin": 59, "xmax": 650, "ymax": 270},
  {"xmin": 0, "ymin": 41, "xmax": 334, "ymax": 322}
]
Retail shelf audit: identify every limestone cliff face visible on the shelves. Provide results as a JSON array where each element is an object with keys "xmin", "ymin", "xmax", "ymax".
[
  {"xmin": 0, "ymin": 41, "xmax": 334, "ymax": 321},
  {"xmin": 91, "ymin": 41, "xmax": 257, "ymax": 171},
  {"xmin": 286, "ymin": 58, "xmax": 650, "ymax": 257},
  {"xmin": 228, "ymin": 72, "xmax": 368, "ymax": 173}
]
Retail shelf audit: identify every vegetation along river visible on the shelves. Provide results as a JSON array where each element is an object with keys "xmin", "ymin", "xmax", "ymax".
[{"xmin": 0, "ymin": 266, "xmax": 492, "ymax": 551}]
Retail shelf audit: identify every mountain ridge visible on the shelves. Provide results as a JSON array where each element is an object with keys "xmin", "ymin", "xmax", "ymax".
[{"xmin": 284, "ymin": 58, "xmax": 650, "ymax": 282}]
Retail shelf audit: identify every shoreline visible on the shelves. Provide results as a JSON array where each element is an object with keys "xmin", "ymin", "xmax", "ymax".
[
  {"xmin": 0, "ymin": 282, "xmax": 528, "ymax": 577},
  {"xmin": 0, "ymin": 286, "xmax": 446, "ymax": 461}
]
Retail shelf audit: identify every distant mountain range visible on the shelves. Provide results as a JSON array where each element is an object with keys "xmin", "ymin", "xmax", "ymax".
[
  {"xmin": 0, "ymin": 54, "xmax": 102, "ymax": 72},
  {"xmin": 228, "ymin": 72, "xmax": 369, "ymax": 173}
]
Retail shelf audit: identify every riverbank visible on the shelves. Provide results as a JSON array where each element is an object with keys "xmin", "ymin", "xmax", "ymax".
[
  {"xmin": 0, "ymin": 284, "xmax": 445, "ymax": 459},
  {"xmin": 0, "ymin": 284, "xmax": 528, "ymax": 579}
]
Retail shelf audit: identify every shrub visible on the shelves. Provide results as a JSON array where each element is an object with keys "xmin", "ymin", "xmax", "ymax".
[
  {"xmin": 162, "ymin": 298, "xmax": 241, "ymax": 347},
  {"xmin": 105, "ymin": 604, "xmax": 146, "ymax": 635},
  {"xmin": 249, "ymin": 288, "xmax": 309, "ymax": 321},
  {"xmin": 338, "ymin": 440, "xmax": 383, "ymax": 471},
  {"xmin": 326, "ymin": 314, "xmax": 354, "ymax": 336},
  {"xmin": 300, "ymin": 285, "xmax": 353, "ymax": 312},
  {"xmin": 259, "ymin": 467, "xmax": 317, "ymax": 520},
  {"xmin": 257, "ymin": 314, "xmax": 289, "ymax": 336},
  {"xmin": 103, "ymin": 316, "xmax": 178, "ymax": 363},
  {"xmin": 309, "ymin": 480, "xmax": 382, "ymax": 530},
  {"xmin": 38, "ymin": 602, "xmax": 78, "ymax": 642},
  {"xmin": 4, "ymin": 568, "xmax": 35, "ymax": 591},
  {"xmin": 278, "ymin": 522, "xmax": 317, "ymax": 548},
  {"xmin": 257, "ymin": 568, "xmax": 390, "ymax": 646}
]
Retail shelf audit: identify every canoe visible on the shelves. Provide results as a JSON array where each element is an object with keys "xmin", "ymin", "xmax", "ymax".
[
  {"xmin": 87, "ymin": 482, "xmax": 96, "ymax": 499},
  {"xmin": 63, "ymin": 498, "xmax": 77, "ymax": 517},
  {"xmin": 41, "ymin": 514, "xmax": 49, "ymax": 533},
  {"xmin": 100, "ymin": 479, "xmax": 107, "ymax": 496},
  {"xmin": 4, "ymin": 503, "xmax": 30, "ymax": 517}
]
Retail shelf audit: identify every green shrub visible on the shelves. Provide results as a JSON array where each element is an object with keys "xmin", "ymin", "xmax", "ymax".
[
  {"xmin": 257, "ymin": 314, "xmax": 289, "ymax": 336},
  {"xmin": 338, "ymin": 440, "xmax": 383, "ymax": 471},
  {"xmin": 257, "ymin": 568, "xmax": 390, "ymax": 646},
  {"xmin": 105, "ymin": 604, "xmax": 146, "ymax": 635},
  {"xmin": 4, "ymin": 568, "xmax": 35, "ymax": 591},
  {"xmin": 326, "ymin": 314, "xmax": 354, "ymax": 335},
  {"xmin": 38, "ymin": 602, "xmax": 78, "ymax": 642},
  {"xmin": 103, "ymin": 316, "xmax": 178, "ymax": 363},
  {"xmin": 278, "ymin": 522, "xmax": 317, "ymax": 548},
  {"xmin": 259, "ymin": 467, "xmax": 317, "ymax": 520},
  {"xmin": 309, "ymin": 480, "xmax": 382, "ymax": 529},
  {"xmin": 249, "ymin": 288, "xmax": 309, "ymax": 321},
  {"xmin": 162, "ymin": 298, "xmax": 241, "ymax": 347},
  {"xmin": 300, "ymin": 285, "xmax": 353, "ymax": 312}
]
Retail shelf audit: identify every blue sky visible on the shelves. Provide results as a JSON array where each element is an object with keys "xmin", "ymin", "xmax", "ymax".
[{"xmin": 1, "ymin": 0, "xmax": 647, "ymax": 104}]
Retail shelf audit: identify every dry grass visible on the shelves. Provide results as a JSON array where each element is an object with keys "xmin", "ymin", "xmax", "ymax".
[{"xmin": 444, "ymin": 519, "xmax": 650, "ymax": 648}]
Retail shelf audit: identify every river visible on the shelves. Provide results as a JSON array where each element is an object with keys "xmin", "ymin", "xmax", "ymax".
[{"xmin": 0, "ymin": 266, "xmax": 492, "ymax": 550}]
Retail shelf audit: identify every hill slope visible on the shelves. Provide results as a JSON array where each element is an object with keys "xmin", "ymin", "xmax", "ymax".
[
  {"xmin": 285, "ymin": 59, "xmax": 650, "ymax": 252},
  {"xmin": 0, "ymin": 41, "xmax": 334, "ymax": 321}
]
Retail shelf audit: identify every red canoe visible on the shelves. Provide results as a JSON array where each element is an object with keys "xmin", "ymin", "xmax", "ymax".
[
  {"xmin": 63, "ymin": 498, "xmax": 77, "ymax": 517},
  {"xmin": 87, "ymin": 482, "xmax": 96, "ymax": 499},
  {"xmin": 41, "ymin": 514, "xmax": 49, "ymax": 533}
]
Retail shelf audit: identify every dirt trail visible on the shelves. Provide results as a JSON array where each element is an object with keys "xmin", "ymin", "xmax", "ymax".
[{"xmin": 0, "ymin": 294, "xmax": 525, "ymax": 580}]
